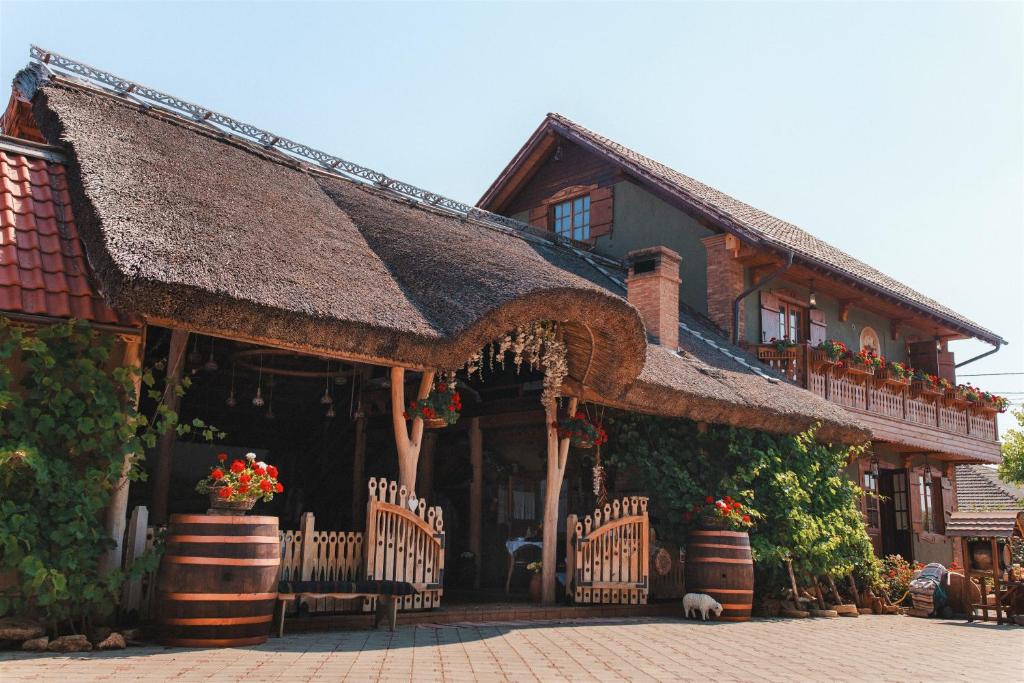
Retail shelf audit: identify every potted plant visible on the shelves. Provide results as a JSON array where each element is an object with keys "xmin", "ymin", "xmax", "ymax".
[
  {"xmin": 556, "ymin": 411, "xmax": 608, "ymax": 449},
  {"xmin": 767, "ymin": 337, "xmax": 799, "ymax": 355},
  {"xmin": 405, "ymin": 377, "xmax": 462, "ymax": 429},
  {"xmin": 526, "ymin": 561, "xmax": 543, "ymax": 603},
  {"xmin": 811, "ymin": 339, "xmax": 846, "ymax": 372},
  {"xmin": 910, "ymin": 370, "xmax": 942, "ymax": 399},
  {"xmin": 843, "ymin": 349, "xmax": 883, "ymax": 381},
  {"xmin": 196, "ymin": 452, "xmax": 284, "ymax": 514},
  {"xmin": 874, "ymin": 360, "xmax": 912, "ymax": 388},
  {"xmin": 971, "ymin": 388, "xmax": 1009, "ymax": 416},
  {"xmin": 687, "ymin": 495, "xmax": 753, "ymax": 531}
]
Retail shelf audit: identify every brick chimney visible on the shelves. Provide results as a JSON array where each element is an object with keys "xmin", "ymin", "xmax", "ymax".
[{"xmin": 626, "ymin": 246, "xmax": 681, "ymax": 349}]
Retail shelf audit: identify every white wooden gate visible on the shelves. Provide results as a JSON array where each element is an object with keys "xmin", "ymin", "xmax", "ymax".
[{"xmin": 566, "ymin": 497, "xmax": 649, "ymax": 605}]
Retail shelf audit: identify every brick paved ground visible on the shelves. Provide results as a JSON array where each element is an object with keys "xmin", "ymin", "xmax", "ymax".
[{"xmin": 1, "ymin": 616, "xmax": 1021, "ymax": 682}]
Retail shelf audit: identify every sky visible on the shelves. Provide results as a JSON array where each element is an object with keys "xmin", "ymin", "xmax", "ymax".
[{"xmin": 2, "ymin": 1, "xmax": 1022, "ymax": 434}]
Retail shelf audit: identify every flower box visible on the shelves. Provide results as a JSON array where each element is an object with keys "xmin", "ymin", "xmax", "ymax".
[
  {"xmin": 873, "ymin": 367, "xmax": 911, "ymax": 389},
  {"xmin": 809, "ymin": 349, "xmax": 836, "ymax": 372},
  {"xmin": 969, "ymin": 399, "xmax": 999, "ymax": 417},
  {"xmin": 910, "ymin": 379, "xmax": 942, "ymax": 400},
  {"xmin": 943, "ymin": 387, "xmax": 968, "ymax": 407},
  {"xmin": 842, "ymin": 365, "xmax": 875, "ymax": 383}
]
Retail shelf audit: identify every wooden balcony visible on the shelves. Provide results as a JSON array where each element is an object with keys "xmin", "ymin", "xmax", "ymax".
[{"xmin": 755, "ymin": 344, "xmax": 1000, "ymax": 459}]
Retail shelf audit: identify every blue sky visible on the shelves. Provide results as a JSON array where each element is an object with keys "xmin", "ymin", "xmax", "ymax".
[{"xmin": 3, "ymin": 1, "xmax": 1022, "ymax": 431}]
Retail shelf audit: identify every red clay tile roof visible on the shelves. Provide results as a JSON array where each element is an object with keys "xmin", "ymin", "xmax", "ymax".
[
  {"xmin": 0, "ymin": 136, "xmax": 138, "ymax": 327},
  {"xmin": 481, "ymin": 113, "xmax": 1004, "ymax": 346}
]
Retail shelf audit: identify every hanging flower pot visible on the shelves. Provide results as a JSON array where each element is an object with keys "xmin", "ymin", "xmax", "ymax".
[
  {"xmin": 556, "ymin": 411, "xmax": 608, "ymax": 449},
  {"xmin": 405, "ymin": 376, "xmax": 462, "ymax": 429},
  {"xmin": 812, "ymin": 339, "xmax": 847, "ymax": 373},
  {"xmin": 196, "ymin": 452, "xmax": 284, "ymax": 515}
]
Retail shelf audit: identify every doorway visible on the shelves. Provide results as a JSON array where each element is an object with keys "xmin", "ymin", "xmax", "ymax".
[{"xmin": 878, "ymin": 469, "xmax": 913, "ymax": 561}]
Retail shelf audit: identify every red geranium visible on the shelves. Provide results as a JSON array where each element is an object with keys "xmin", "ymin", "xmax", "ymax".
[
  {"xmin": 260, "ymin": 480, "xmax": 272, "ymax": 492},
  {"xmin": 267, "ymin": 465, "xmax": 278, "ymax": 479},
  {"xmin": 275, "ymin": 483, "xmax": 284, "ymax": 493},
  {"xmin": 211, "ymin": 469, "xmax": 224, "ymax": 480},
  {"xmin": 217, "ymin": 452, "xmax": 228, "ymax": 462},
  {"xmin": 230, "ymin": 460, "xmax": 245, "ymax": 474},
  {"xmin": 218, "ymin": 486, "xmax": 233, "ymax": 499},
  {"xmin": 237, "ymin": 484, "xmax": 249, "ymax": 494}
]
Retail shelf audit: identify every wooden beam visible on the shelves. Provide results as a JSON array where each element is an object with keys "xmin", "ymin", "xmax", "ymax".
[
  {"xmin": 541, "ymin": 395, "xmax": 578, "ymax": 604},
  {"xmin": 151, "ymin": 328, "xmax": 189, "ymax": 525},
  {"xmin": 468, "ymin": 417, "xmax": 483, "ymax": 589},
  {"xmin": 100, "ymin": 332, "xmax": 146, "ymax": 576},
  {"xmin": 390, "ymin": 367, "xmax": 435, "ymax": 492}
]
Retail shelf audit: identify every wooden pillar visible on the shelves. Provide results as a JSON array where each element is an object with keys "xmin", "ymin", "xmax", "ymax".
[
  {"xmin": 151, "ymin": 329, "xmax": 189, "ymax": 525},
  {"xmin": 351, "ymin": 412, "xmax": 368, "ymax": 528},
  {"xmin": 417, "ymin": 432, "xmax": 437, "ymax": 502},
  {"xmin": 390, "ymin": 366, "xmax": 435, "ymax": 492},
  {"xmin": 542, "ymin": 395, "xmax": 577, "ymax": 604},
  {"xmin": 468, "ymin": 417, "xmax": 483, "ymax": 589},
  {"xmin": 100, "ymin": 333, "xmax": 145, "ymax": 575}
]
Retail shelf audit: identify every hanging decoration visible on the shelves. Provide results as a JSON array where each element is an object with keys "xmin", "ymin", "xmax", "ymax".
[
  {"xmin": 320, "ymin": 360, "xmax": 334, "ymax": 405},
  {"xmin": 203, "ymin": 338, "xmax": 218, "ymax": 372},
  {"xmin": 188, "ymin": 334, "xmax": 202, "ymax": 365},
  {"xmin": 225, "ymin": 362, "xmax": 238, "ymax": 408},
  {"xmin": 252, "ymin": 353, "xmax": 265, "ymax": 407},
  {"xmin": 465, "ymin": 321, "xmax": 567, "ymax": 407},
  {"xmin": 405, "ymin": 371, "xmax": 461, "ymax": 428}
]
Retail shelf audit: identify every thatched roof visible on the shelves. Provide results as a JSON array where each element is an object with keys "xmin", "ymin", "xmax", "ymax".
[{"xmin": 19, "ymin": 67, "xmax": 868, "ymax": 443}]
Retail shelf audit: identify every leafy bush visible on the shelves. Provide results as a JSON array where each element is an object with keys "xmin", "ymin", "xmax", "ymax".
[
  {"xmin": 0, "ymin": 319, "xmax": 218, "ymax": 631},
  {"xmin": 603, "ymin": 412, "xmax": 876, "ymax": 593}
]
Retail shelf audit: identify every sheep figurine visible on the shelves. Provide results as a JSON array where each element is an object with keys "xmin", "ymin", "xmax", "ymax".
[{"xmin": 683, "ymin": 592, "xmax": 723, "ymax": 621}]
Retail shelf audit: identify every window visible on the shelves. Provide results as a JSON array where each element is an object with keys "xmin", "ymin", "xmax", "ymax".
[
  {"xmin": 863, "ymin": 471, "xmax": 879, "ymax": 529},
  {"xmin": 774, "ymin": 302, "xmax": 806, "ymax": 342},
  {"xmin": 553, "ymin": 195, "xmax": 590, "ymax": 241},
  {"xmin": 893, "ymin": 473, "xmax": 909, "ymax": 531},
  {"xmin": 918, "ymin": 475, "xmax": 934, "ymax": 532}
]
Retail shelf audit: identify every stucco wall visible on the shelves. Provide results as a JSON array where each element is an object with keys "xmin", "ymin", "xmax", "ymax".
[{"xmin": 592, "ymin": 181, "xmax": 714, "ymax": 315}]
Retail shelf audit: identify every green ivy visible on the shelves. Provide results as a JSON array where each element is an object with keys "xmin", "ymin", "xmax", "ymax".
[
  {"xmin": 603, "ymin": 412, "xmax": 879, "ymax": 592},
  {"xmin": 0, "ymin": 319, "xmax": 220, "ymax": 631}
]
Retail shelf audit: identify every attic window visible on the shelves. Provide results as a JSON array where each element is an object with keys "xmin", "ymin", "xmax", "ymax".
[{"xmin": 553, "ymin": 195, "xmax": 590, "ymax": 241}]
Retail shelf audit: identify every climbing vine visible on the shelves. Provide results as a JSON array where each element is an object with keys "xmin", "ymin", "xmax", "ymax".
[
  {"xmin": 0, "ymin": 319, "xmax": 221, "ymax": 631},
  {"xmin": 602, "ymin": 412, "xmax": 877, "ymax": 592}
]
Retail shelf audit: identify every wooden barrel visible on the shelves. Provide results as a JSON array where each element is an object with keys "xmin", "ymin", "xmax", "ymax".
[
  {"xmin": 684, "ymin": 529, "xmax": 754, "ymax": 622},
  {"xmin": 156, "ymin": 514, "xmax": 279, "ymax": 647}
]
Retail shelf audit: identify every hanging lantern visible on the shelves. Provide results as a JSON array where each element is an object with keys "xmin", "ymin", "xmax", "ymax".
[
  {"xmin": 225, "ymin": 363, "xmax": 238, "ymax": 408},
  {"xmin": 203, "ymin": 339, "xmax": 219, "ymax": 372},
  {"xmin": 869, "ymin": 455, "xmax": 880, "ymax": 478},
  {"xmin": 188, "ymin": 336, "xmax": 202, "ymax": 365},
  {"xmin": 320, "ymin": 361, "xmax": 334, "ymax": 405},
  {"xmin": 325, "ymin": 403, "xmax": 336, "ymax": 418},
  {"xmin": 921, "ymin": 456, "xmax": 932, "ymax": 482},
  {"xmin": 252, "ymin": 354, "xmax": 265, "ymax": 407}
]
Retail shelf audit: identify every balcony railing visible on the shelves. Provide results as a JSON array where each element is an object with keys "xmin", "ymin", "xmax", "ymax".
[{"xmin": 754, "ymin": 343, "xmax": 998, "ymax": 444}]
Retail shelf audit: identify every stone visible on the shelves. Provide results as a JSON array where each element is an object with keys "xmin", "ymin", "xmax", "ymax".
[
  {"xmin": 47, "ymin": 634, "xmax": 92, "ymax": 652},
  {"xmin": 809, "ymin": 609, "xmax": 838, "ymax": 618},
  {"xmin": 88, "ymin": 626, "xmax": 112, "ymax": 644},
  {"xmin": 96, "ymin": 633, "xmax": 126, "ymax": 650},
  {"xmin": 22, "ymin": 636, "xmax": 49, "ymax": 651},
  {"xmin": 0, "ymin": 617, "xmax": 45, "ymax": 641}
]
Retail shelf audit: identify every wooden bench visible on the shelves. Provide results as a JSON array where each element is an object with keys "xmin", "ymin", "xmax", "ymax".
[{"xmin": 275, "ymin": 580, "xmax": 419, "ymax": 636}]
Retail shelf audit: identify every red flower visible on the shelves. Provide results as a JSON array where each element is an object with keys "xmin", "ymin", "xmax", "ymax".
[
  {"xmin": 742, "ymin": 514, "xmax": 750, "ymax": 523},
  {"xmin": 733, "ymin": 502, "xmax": 742, "ymax": 510},
  {"xmin": 211, "ymin": 469, "xmax": 224, "ymax": 480},
  {"xmin": 230, "ymin": 460, "xmax": 245, "ymax": 474},
  {"xmin": 437, "ymin": 383, "xmax": 447, "ymax": 392},
  {"xmin": 218, "ymin": 487, "xmax": 232, "ymax": 499},
  {"xmin": 239, "ymin": 474, "xmax": 251, "ymax": 484},
  {"xmin": 705, "ymin": 496, "xmax": 714, "ymax": 504},
  {"xmin": 217, "ymin": 452, "xmax": 228, "ymax": 463},
  {"xmin": 267, "ymin": 465, "xmax": 278, "ymax": 479},
  {"xmin": 275, "ymin": 482, "xmax": 284, "ymax": 493},
  {"xmin": 254, "ymin": 466, "xmax": 266, "ymax": 476},
  {"xmin": 260, "ymin": 479, "xmax": 272, "ymax": 492},
  {"xmin": 237, "ymin": 484, "xmax": 249, "ymax": 494}
]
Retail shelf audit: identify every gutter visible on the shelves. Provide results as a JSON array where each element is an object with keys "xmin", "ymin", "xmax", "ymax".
[
  {"xmin": 732, "ymin": 251, "xmax": 795, "ymax": 345},
  {"xmin": 955, "ymin": 341, "xmax": 1003, "ymax": 369}
]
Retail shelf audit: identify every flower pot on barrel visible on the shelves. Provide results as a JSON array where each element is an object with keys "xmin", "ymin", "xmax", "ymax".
[
  {"xmin": 684, "ymin": 496, "xmax": 754, "ymax": 622},
  {"xmin": 156, "ymin": 453, "xmax": 284, "ymax": 647}
]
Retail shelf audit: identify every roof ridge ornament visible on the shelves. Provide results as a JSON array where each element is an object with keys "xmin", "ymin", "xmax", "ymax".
[{"xmin": 26, "ymin": 44, "xmax": 550, "ymax": 244}]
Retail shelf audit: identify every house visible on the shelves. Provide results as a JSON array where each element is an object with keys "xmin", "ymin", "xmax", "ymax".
[
  {"xmin": 479, "ymin": 113, "xmax": 1008, "ymax": 567},
  {"xmin": 0, "ymin": 48, "xmax": 867, "ymax": 616}
]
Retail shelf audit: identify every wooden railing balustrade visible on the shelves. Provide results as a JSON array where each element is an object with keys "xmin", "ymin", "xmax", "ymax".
[{"xmin": 754, "ymin": 343, "xmax": 998, "ymax": 443}]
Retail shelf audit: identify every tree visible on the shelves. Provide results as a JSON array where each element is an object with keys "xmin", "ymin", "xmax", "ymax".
[{"xmin": 997, "ymin": 409, "xmax": 1024, "ymax": 485}]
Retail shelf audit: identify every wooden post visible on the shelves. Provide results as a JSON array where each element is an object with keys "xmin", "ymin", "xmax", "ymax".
[
  {"xmin": 542, "ymin": 395, "xmax": 578, "ymax": 604},
  {"xmin": 847, "ymin": 574, "xmax": 862, "ymax": 608},
  {"xmin": 351, "ymin": 412, "xmax": 367, "ymax": 528},
  {"xmin": 120, "ymin": 505, "xmax": 149, "ymax": 614},
  {"xmin": 785, "ymin": 558, "xmax": 800, "ymax": 606},
  {"xmin": 151, "ymin": 329, "xmax": 189, "ymax": 525},
  {"xmin": 468, "ymin": 417, "xmax": 483, "ymax": 589},
  {"xmin": 417, "ymin": 432, "xmax": 437, "ymax": 502},
  {"xmin": 100, "ymin": 334, "xmax": 145, "ymax": 576},
  {"xmin": 390, "ymin": 367, "xmax": 435, "ymax": 492}
]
